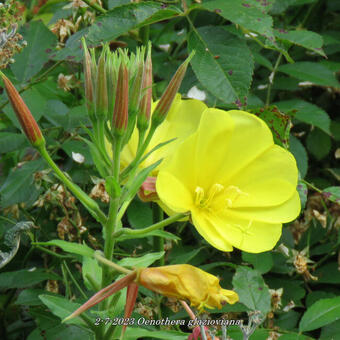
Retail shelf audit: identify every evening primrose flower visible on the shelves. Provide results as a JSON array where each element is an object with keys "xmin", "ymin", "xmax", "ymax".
[
  {"xmin": 120, "ymin": 95, "xmax": 207, "ymax": 175},
  {"xmin": 156, "ymin": 109, "xmax": 301, "ymax": 253},
  {"xmin": 137, "ymin": 264, "xmax": 238, "ymax": 310}
]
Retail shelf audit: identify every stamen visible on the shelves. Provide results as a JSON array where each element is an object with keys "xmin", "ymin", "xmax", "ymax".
[{"xmin": 195, "ymin": 186, "xmax": 205, "ymax": 206}]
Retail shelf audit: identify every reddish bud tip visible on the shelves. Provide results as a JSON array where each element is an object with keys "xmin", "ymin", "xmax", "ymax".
[
  {"xmin": 112, "ymin": 63, "xmax": 129, "ymax": 136},
  {"xmin": 137, "ymin": 50, "xmax": 153, "ymax": 131},
  {"xmin": 122, "ymin": 283, "xmax": 139, "ymax": 337},
  {"xmin": 1, "ymin": 72, "xmax": 45, "ymax": 148},
  {"xmin": 82, "ymin": 39, "xmax": 94, "ymax": 115},
  {"xmin": 152, "ymin": 51, "xmax": 194, "ymax": 126}
]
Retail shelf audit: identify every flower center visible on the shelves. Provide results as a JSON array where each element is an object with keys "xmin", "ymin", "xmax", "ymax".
[
  {"xmin": 194, "ymin": 184, "xmax": 248, "ymax": 211},
  {"xmin": 195, "ymin": 183, "xmax": 224, "ymax": 209}
]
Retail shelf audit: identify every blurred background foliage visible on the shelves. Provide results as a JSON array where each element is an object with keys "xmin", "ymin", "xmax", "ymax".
[{"xmin": 0, "ymin": 0, "xmax": 339, "ymax": 339}]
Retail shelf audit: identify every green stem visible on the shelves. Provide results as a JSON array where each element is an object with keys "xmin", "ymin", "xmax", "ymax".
[
  {"xmin": 33, "ymin": 245, "xmax": 73, "ymax": 259},
  {"xmin": 61, "ymin": 263, "xmax": 71, "ymax": 299},
  {"xmin": 120, "ymin": 124, "xmax": 157, "ymax": 181},
  {"xmin": 153, "ymin": 203, "xmax": 164, "ymax": 266},
  {"xmin": 95, "ymin": 251, "xmax": 132, "ymax": 274},
  {"xmin": 265, "ymin": 53, "xmax": 282, "ymax": 107},
  {"xmin": 101, "ymin": 137, "xmax": 122, "ymax": 288},
  {"xmin": 63, "ymin": 261, "xmax": 88, "ymax": 300},
  {"xmin": 38, "ymin": 146, "xmax": 107, "ymax": 225},
  {"xmin": 113, "ymin": 212, "xmax": 187, "ymax": 238},
  {"xmin": 81, "ymin": 0, "xmax": 107, "ymax": 14},
  {"xmin": 301, "ymin": 179, "xmax": 323, "ymax": 194}
]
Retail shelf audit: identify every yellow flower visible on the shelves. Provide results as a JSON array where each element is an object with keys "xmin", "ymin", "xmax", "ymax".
[
  {"xmin": 120, "ymin": 94, "xmax": 207, "ymax": 175},
  {"xmin": 156, "ymin": 108, "xmax": 300, "ymax": 253},
  {"xmin": 137, "ymin": 264, "xmax": 238, "ymax": 310}
]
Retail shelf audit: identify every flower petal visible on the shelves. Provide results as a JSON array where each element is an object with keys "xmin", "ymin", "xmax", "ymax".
[
  {"xmin": 211, "ymin": 110, "xmax": 274, "ymax": 185},
  {"xmin": 191, "ymin": 209, "xmax": 234, "ymax": 252},
  {"xmin": 228, "ymin": 145, "xmax": 298, "ymax": 207},
  {"xmin": 192, "ymin": 210, "xmax": 282, "ymax": 253},
  {"xmin": 227, "ymin": 191, "xmax": 301, "ymax": 223},
  {"xmin": 157, "ymin": 171, "xmax": 194, "ymax": 213}
]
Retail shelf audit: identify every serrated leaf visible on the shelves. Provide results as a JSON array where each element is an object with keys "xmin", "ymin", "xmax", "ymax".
[
  {"xmin": 11, "ymin": 21, "xmax": 57, "ymax": 82},
  {"xmin": 242, "ymin": 252, "xmax": 273, "ymax": 274},
  {"xmin": 188, "ymin": 26, "xmax": 254, "ymax": 104},
  {"xmin": 232, "ymin": 266, "xmax": 271, "ymax": 314},
  {"xmin": 118, "ymin": 251, "xmax": 165, "ymax": 268},
  {"xmin": 55, "ymin": 2, "xmax": 181, "ymax": 61},
  {"xmin": 275, "ymin": 99, "xmax": 331, "ymax": 135},
  {"xmin": 251, "ymin": 106, "xmax": 291, "ymax": 148},
  {"xmin": 275, "ymin": 29, "xmax": 325, "ymax": 56},
  {"xmin": 34, "ymin": 240, "xmax": 94, "ymax": 257},
  {"xmin": 289, "ymin": 135, "xmax": 308, "ymax": 178},
  {"xmin": 278, "ymin": 62, "xmax": 340, "ymax": 88},
  {"xmin": 203, "ymin": 0, "xmax": 274, "ymax": 39},
  {"xmin": 306, "ymin": 128, "xmax": 332, "ymax": 160},
  {"xmin": 299, "ymin": 297, "xmax": 340, "ymax": 332}
]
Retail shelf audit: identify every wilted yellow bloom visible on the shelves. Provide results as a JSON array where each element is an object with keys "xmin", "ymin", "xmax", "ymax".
[
  {"xmin": 156, "ymin": 109, "xmax": 300, "ymax": 253},
  {"xmin": 136, "ymin": 264, "xmax": 238, "ymax": 310},
  {"xmin": 121, "ymin": 95, "xmax": 207, "ymax": 174}
]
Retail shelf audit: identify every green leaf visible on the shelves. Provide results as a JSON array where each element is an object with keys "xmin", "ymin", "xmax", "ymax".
[
  {"xmin": 232, "ymin": 266, "xmax": 271, "ymax": 314},
  {"xmin": 34, "ymin": 240, "xmax": 94, "ymax": 257},
  {"xmin": 275, "ymin": 29, "xmax": 325, "ymax": 56},
  {"xmin": 28, "ymin": 324, "xmax": 94, "ymax": 340},
  {"xmin": 116, "ymin": 229, "xmax": 180, "ymax": 242},
  {"xmin": 278, "ymin": 62, "xmax": 340, "ymax": 88},
  {"xmin": 0, "ymin": 268, "xmax": 60, "ymax": 289},
  {"xmin": 0, "ymin": 132, "xmax": 27, "ymax": 153},
  {"xmin": 127, "ymin": 199, "xmax": 153, "ymax": 229},
  {"xmin": 321, "ymin": 319, "xmax": 340, "ymax": 340},
  {"xmin": 188, "ymin": 26, "xmax": 254, "ymax": 104},
  {"xmin": 62, "ymin": 140, "xmax": 94, "ymax": 166},
  {"xmin": 44, "ymin": 100, "xmax": 69, "ymax": 127},
  {"xmin": 0, "ymin": 159, "xmax": 45, "ymax": 208},
  {"xmin": 251, "ymin": 106, "xmax": 291, "ymax": 148},
  {"xmin": 15, "ymin": 289, "xmax": 58, "ymax": 306},
  {"xmin": 203, "ymin": 0, "xmax": 274, "ymax": 39},
  {"xmin": 315, "ymin": 263, "xmax": 340, "ymax": 284},
  {"xmin": 323, "ymin": 187, "xmax": 340, "ymax": 204},
  {"xmin": 55, "ymin": 2, "xmax": 181, "ymax": 61},
  {"xmin": 82, "ymin": 256, "xmax": 102, "ymax": 291},
  {"xmin": 275, "ymin": 99, "xmax": 331, "ymax": 135},
  {"xmin": 306, "ymin": 128, "xmax": 332, "ymax": 160},
  {"xmin": 299, "ymin": 296, "xmax": 340, "ymax": 332},
  {"xmin": 39, "ymin": 295, "xmax": 87, "ymax": 327},
  {"xmin": 117, "ymin": 251, "xmax": 165, "ymax": 268},
  {"xmin": 11, "ymin": 21, "xmax": 57, "ymax": 82},
  {"xmin": 289, "ymin": 135, "xmax": 308, "ymax": 178},
  {"xmin": 242, "ymin": 252, "xmax": 273, "ymax": 274}
]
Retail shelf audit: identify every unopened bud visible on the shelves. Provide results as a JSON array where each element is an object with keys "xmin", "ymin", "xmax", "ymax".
[
  {"xmin": 82, "ymin": 38, "xmax": 94, "ymax": 116},
  {"xmin": 129, "ymin": 60, "xmax": 144, "ymax": 115},
  {"xmin": 1, "ymin": 72, "xmax": 45, "ymax": 148},
  {"xmin": 137, "ymin": 45, "xmax": 152, "ymax": 131},
  {"xmin": 95, "ymin": 48, "xmax": 108, "ymax": 119},
  {"xmin": 112, "ymin": 63, "xmax": 129, "ymax": 136},
  {"xmin": 152, "ymin": 51, "xmax": 195, "ymax": 126}
]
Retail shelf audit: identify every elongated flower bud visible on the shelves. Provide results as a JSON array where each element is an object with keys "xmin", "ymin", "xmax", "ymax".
[
  {"xmin": 129, "ymin": 59, "xmax": 144, "ymax": 115},
  {"xmin": 82, "ymin": 38, "xmax": 94, "ymax": 118},
  {"xmin": 152, "ymin": 51, "xmax": 195, "ymax": 126},
  {"xmin": 137, "ymin": 47, "xmax": 152, "ymax": 131},
  {"xmin": 1, "ymin": 72, "xmax": 45, "ymax": 148},
  {"xmin": 112, "ymin": 63, "xmax": 129, "ymax": 136},
  {"xmin": 136, "ymin": 264, "xmax": 238, "ymax": 311},
  {"xmin": 95, "ymin": 49, "xmax": 108, "ymax": 119}
]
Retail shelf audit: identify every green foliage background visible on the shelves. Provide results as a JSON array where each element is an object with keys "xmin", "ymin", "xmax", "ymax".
[{"xmin": 0, "ymin": 0, "xmax": 340, "ymax": 339}]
